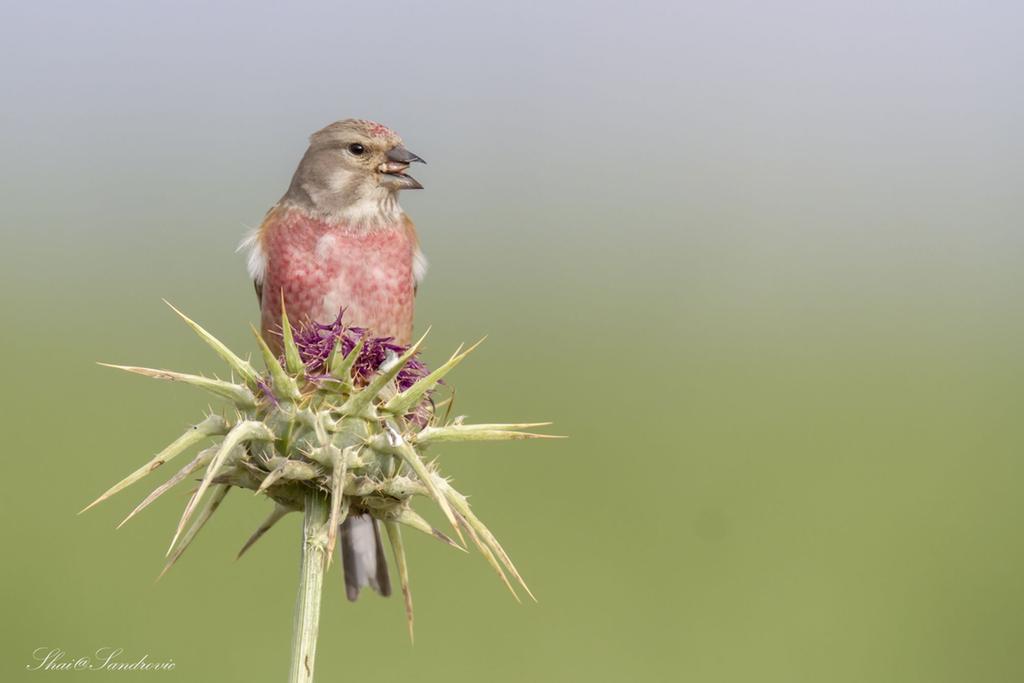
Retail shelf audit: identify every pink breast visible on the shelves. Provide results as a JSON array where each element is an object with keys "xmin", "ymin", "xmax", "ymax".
[{"xmin": 261, "ymin": 210, "xmax": 415, "ymax": 348}]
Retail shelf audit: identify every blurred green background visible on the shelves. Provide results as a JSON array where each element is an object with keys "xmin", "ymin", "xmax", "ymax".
[{"xmin": 3, "ymin": 1, "xmax": 1023, "ymax": 681}]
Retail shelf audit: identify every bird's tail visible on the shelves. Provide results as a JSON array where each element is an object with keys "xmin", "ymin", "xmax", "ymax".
[{"xmin": 339, "ymin": 513, "xmax": 392, "ymax": 601}]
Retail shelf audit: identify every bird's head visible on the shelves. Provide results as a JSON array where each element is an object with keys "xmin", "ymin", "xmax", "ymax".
[{"xmin": 283, "ymin": 119, "xmax": 425, "ymax": 224}]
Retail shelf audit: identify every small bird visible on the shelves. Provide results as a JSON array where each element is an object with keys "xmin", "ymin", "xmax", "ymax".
[{"xmin": 240, "ymin": 119, "xmax": 427, "ymax": 601}]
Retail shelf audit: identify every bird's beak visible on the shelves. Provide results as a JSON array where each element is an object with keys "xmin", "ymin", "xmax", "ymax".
[{"xmin": 380, "ymin": 146, "xmax": 426, "ymax": 190}]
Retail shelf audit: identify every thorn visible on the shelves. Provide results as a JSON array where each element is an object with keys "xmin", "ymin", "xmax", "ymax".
[
  {"xmin": 455, "ymin": 511, "xmax": 519, "ymax": 603},
  {"xmin": 163, "ymin": 300, "xmax": 259, "ymax": 387},
  {"xmin": 279, "ymin": 294, "xmax": 304, "ymax": 376},
  {"xmin": 236, "ymin": 505, "xmax": 292, "ymax": 559},
  {"xmin": 115, "ymin": 446, "xmax": 217, "ymax": 528},
  {"xmin": 158, "ymin": 485, "xmax": 231, "ymax": 581},
  {"xmin": 169, "ymin": 421, "xmax": 274, "ymax": 552},
  {"xmin": 80, "ymin": 416, "xmax": 228, "ymax": 514},
  {"xmin": 338, "ymin": 330, "xmax": 430, "ymax": 416},
  {"xmin": 384, "ymin": 521, "xmax": 414, "ymax": 643},
  {"xmin": 384, "ymin": 337, "xmax": 486, "ymax": 415},
  {"xmin": 251, "ymin": 324, "xmax": 301, "ymax": 401},
  {"xmin": 329, "ymin": 336, "xmax": 365, "ymax": 384},
  {"xmin": 381, "ymin": 420, "xmax": 464, "ymax": 545},
  {"xmin": 325, "ymin": 447, "xmax": 351, "ymax": 568},
  {"xmin": 413, "ymin": 422, "xmax": 563, "ymax": 445},
  {"xmin": 94, "ymin": 365, "xmax": 257, "ymax": 408},
  {"xmin": 394, "ymin": 508, "xmax": 467, "ymax": 552},
  {"xmin": 446, "ymin": 488, "xmax": 535, "ymax": 601}
]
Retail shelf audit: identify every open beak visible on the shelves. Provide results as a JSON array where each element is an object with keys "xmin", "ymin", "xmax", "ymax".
[{"xmin": 380, "ymin": 146, "xmax": 426, "ymax": 190}]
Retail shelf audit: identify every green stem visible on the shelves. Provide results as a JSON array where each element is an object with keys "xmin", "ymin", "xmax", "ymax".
[{"xmin": 289, "ymin": 490, "xmax": 331, "ymax": 683}]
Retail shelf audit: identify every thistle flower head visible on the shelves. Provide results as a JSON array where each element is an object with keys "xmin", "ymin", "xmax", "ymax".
[
  {"xmin": 289, "ymin": 309, "xmax": 429, "ymax": 392},
  {"xmin": 85, "ymin": 303, "xmax": 559, "ymax": 639}
]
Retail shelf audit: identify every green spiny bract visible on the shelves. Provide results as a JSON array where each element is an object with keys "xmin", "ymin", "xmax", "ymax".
[{"xmin": 84, "ymin": 303, "xmax": 559, "ymax": 635}]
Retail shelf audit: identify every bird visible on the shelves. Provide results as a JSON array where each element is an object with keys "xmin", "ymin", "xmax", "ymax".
[{"xmin": 240, "ymin": 118, "xmax": 427, "ymax": 602}]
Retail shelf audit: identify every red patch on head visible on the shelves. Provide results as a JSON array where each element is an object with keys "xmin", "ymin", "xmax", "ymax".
[{"xmin": 355, "ymin": 119, "xmax": 398, "ymax": 140}]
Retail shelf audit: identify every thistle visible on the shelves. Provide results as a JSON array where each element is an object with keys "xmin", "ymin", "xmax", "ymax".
[{"xmin": 83, "ymin": 302, "xmax": 558, "ymax": 682}]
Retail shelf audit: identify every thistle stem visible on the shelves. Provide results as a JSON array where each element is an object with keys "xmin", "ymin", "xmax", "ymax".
[{"xmin": 289, "ymin": 490, "xmax": 331, "ymax": 683}]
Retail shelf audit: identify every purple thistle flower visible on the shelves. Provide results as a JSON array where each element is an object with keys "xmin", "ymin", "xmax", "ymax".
[{"xmin": 289, "ymin": 309, "xmax": 429, "ymax": 392}]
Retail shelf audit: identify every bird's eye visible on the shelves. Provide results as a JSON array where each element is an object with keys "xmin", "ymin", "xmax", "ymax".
[{"xmin": 348, "ymin": 143, "xmax": 366, "ymax": 156}]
